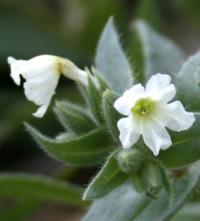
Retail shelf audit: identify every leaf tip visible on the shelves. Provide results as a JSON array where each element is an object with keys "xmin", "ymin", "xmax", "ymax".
[{"xmin": 82, "ymin": 187, "xmax": 93, "ymax": 201}]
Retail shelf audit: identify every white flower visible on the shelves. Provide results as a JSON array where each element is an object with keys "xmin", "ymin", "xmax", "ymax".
[
  {"xmin": 8, "ymin": 55, "xmax": 88, "ymax": 118},
  {"xmin": 114, "ymin": 73, "xmax": 195, "ymax": 156}
]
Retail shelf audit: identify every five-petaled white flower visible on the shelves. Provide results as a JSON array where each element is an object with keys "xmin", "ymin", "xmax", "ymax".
[
  {"xmin": 114, "ymin": 73, "xmax": 195, "ymax": 156},
  {"xmin": 8, "ymin": 55, "xmax": 88, "ymax": 118}
]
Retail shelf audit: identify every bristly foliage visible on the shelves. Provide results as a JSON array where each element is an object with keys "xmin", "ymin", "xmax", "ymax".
[{"xmin": 10, "ymin": 17, "xmax": 200, "ymax": 221}]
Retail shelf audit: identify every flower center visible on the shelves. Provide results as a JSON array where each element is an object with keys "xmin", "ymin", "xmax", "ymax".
[
  {"xmin": 56, "ymin": 57, "xmax": 65, "ymax": 75},
  {"xmin": 131, "ymin": 98, "xmax": 156, "ymax": 117}
]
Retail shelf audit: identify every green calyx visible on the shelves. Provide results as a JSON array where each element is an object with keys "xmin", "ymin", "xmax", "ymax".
[
  {"xmin": 117, "ymin": 148, "xmax": 145, "ymax": 174},
  {"xmin": 131, "ymin": 98, "xmax": 156, "ymax": 118}
]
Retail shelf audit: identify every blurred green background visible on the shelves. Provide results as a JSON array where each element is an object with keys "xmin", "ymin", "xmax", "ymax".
[{"xmin": 1, "ymin": 0, "xmax": 200, "ymax": 220}]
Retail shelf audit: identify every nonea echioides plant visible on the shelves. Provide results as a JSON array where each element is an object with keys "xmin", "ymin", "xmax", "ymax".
[{"xmin": 6, "ymin": 17, "xmax": 200, "ymax": 221}]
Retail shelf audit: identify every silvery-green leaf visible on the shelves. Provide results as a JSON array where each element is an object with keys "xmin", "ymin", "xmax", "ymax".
[
  {"xmin": 175, "ymin": 52, "xmax": 200, "ymax": 111},
  {"xmin": 25, "ymin": 123, "xmax": 113, "ymax": 166},
  {"xmin": 172, "ymin": 203, "xmax": 200, "ymax": 221},
  {"xmin": 130, "ymin": 20, "xmax": 184, "ymax": 82},
  {"xmin": 83, "ymin": 151, "xmax": 127, "ymax": 200},
  {"xmin": 83, "ymin": 181, "xmax": 147, "ymax": 221},
  {"xmin": 82, "ymin": 162, "xmax": 200, "ymax": 221},
  {"xmin": 95, "ymin": 17, "xmax": 134, "ymax": 94}
]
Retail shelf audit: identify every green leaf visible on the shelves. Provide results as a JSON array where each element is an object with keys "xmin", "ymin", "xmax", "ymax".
[
  {"xmin": 175, "ymin": 0, "xmax": 200, "ymax": 25},
  {"xmin": 102, "ymin": 90, "xmax": 121, "ymax": 142},
  {"xmin": 83, "ymin": 151, "xmax": 127, "ymax": 200},
  {"xmin": 152, "ymin": 159, "xmax": 174, "ymax": 205},
  {"xmin": 25, "ymin": 123, "xmax": 113, "ymax": 165},
  {"xmin": 0, "ymin": 200, "xmax": 40, "ymax": 221},
  {"xmin": 78, "ymin": 72, "xmax": 105, "ymax": 124},
  {"xmin": 175, "ymin": 52, "xmax": 200, "ymax": 112},
  {"xmin": 159, "ymin": 114, "xmax": 200, "ymax": 168},
  {"xmin": 190, "ymin": 177, "xmax": 200, "ymax": 203},
  {"xmin": 130, "ymin": 20, "xmax": 184, "ymax": 83},
  {"xmin": 92, "ymin": 67, "xmax": 110, "ymax": 91},
  {"xmin": 87, "ymin": 73, "xmax": 103, "ymax": 123},
  {"xmin": 54, "ymin": 101, "xmax": 96, "ymax": 134},
  {"xmin": 172, "ymin": 203, "xmax": 200, "ymax": 221},
  {"xmin": 0, "ymin": 173, "xmax": 85, "ymax": 207},
  {"xmin": 95, "ymin": 17, "xmax": 134, "ymax": 94},
  {"xmin": 82, "ymin": 163, "xmax": 200, "ymax": 221},
  {"xmin": 136, "ymin": 0, "xmax": 163, "ymax": 31}
]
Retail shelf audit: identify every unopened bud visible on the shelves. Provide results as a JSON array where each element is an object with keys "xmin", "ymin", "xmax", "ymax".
[
  {"xmin": 117, "ymin": 148, "xmax": 144, "ymax": 174},
  {"xmin": 142, "ymin": 161, "xmax": 162, "ymax": 197}
]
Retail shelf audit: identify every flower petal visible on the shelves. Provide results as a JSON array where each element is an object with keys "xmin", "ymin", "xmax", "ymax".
[
  {"xmin": 8, "ymin": 55, "xmax": 61, "ymax": 118},
  {"xmin": 146, "ymin": 73, "xmax": 176, "ymax": 103},
  {"xmin": 164, "ymin": 101, "xmax": 195, "ymax": 131},
  {"xmin": 7, "ymin": 56, "xmax": 27, "ymax": 85},
  {"xmin": 141, "ymin": 120, "xmax": 172, "ymax": 156},
  {"xmin": 33, "ymin": 104, "xmax": 48, "ymax": 118},
  {"xmin": 23, "ymin": 68, "xmax": 59, "ymax": 117},
  {"xmin": 114, "ymin": 84, "xmax": 145, "ymax": 115},
  {"xmin": 62, "ymin": 59, "xmax": 88, "ymax": 86},
  {"xmin": 21, "ymin": 55, "xmax": 59, "ymax": 79},
  {"xmin": 117, "ymin": 117, "xmax": 140, "ymax": 149}
]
